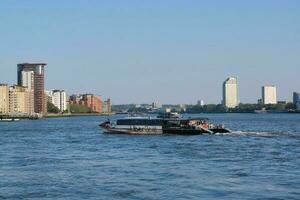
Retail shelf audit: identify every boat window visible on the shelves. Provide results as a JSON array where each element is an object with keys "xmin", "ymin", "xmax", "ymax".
[{"xmin": 117, "ymin": 119, "xmax": 163, "ymax": 126}]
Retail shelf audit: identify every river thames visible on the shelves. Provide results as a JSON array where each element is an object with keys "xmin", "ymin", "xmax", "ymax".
[{"xmin": 1, "ymin": 114, "xmax": 300, "ymax": 199}]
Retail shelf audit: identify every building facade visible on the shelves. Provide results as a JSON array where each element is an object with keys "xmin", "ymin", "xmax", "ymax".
[
  {"xmin": 9, "ymin": 85, "xmax": 31, "ymax": 114},
  {"xmin": 17, "ymin": 63, "xmax": 46, "ymax": 113},
  {"xmin": 293, "ymin": 92, "xmax": 300, "ymax": 111},
  {"xmin": 70, "ymin": 94, "xmax": 102, "ymax": 113},
  {"xmin": 0, "ymin": 84, "xmax": 9, "ymax": 114},
  {"xmin": 102, "ymin": 98, "xmax": 111, "ymax": 113},
  {"xmin": 151, "ymin": 101, "xmax": 162, "ymax": 109},
  {"xmin": 82, "ymin": 94, "xmax": 102, "ymax": 113},
  {"xmin": 222, "ymin": 77, "xmax": 239, "ymax": 108},
  {"xmin": 262, "ymin": 86, "xmax": 277, "ymax": 105},
  {"xmin": 197, "ymin": 100, "xmax": 205, "ymax": 106},
  {"xmin": 47, "ymin": 90, "xmax": 68, "ymax": 112}
]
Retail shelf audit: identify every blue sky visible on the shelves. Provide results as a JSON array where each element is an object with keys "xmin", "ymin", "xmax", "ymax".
[{"xmin": 0, "ymin": 0, "xmax": 299, "ymax": 104}]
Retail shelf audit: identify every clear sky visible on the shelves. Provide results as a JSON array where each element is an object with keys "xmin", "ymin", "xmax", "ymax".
[{"xmin": 0, "ymin": 0, "xmax": 299, "ymax": 104}]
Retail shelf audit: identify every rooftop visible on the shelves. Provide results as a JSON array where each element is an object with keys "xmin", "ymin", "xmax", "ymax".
[{"xmin": 18, "ymin": 63, "xmax": 47, "ymax": 66}]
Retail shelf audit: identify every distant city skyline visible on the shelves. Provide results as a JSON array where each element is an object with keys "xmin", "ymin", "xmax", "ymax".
[{"xmin": 0, "ymin": 1, "xmax": 299, "ymax": 104}]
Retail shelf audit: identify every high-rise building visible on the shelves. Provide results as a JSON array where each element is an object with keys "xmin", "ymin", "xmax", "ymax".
[
  {"xmin": 0, "ymin": 84, "xmax": 9, "ymax": 114},
  {"xmin": 17, "ymin": 63, "xmax": 46, "ymax": 113},
  {"xmin": 262, "ymin": 86, "xmax": 277, "ymax": 105},
  {"xmin": 20, "ymin": 71, "xmax": 34, "ymax": 113},
  {"xmin": 293, "ymin": 92, "xmax": 300, "ymax": 110},
  {"xmin": 21, "ymin": 71, "xmax": 34, "ymax": 90},
  {"xmin": 222, "ymin": 77, "xmax": 239, "ymax": 108},
  {"xmin": 47, "ymin": 90, "xmax": 68, "ymax": 112},
  {"xmin": 9, "ymin": 85, "xmax": 31, "ymax": 114}
]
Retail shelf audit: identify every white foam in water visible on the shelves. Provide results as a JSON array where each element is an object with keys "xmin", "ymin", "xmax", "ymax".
[{"xmin": 216, "ymin": 130, "xmax": 280, "ymax": 137}]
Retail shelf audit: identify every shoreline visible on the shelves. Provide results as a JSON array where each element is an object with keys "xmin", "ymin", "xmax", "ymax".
[
  {"xmin": 45, "ymin": 113, "xmax": 115, "ymax": 118},
  {"xmin": 1, "ymin": 112, "xmax": 299, "ymax": 121}
]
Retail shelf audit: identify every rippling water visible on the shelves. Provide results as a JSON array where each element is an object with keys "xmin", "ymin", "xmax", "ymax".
[{"xmin": 1, "ymin": 114, "xmax": 300, "ymax": 199}]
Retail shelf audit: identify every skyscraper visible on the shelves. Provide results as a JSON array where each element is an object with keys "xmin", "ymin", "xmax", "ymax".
[
  {"xmin": 222, "ymin": 77, "xmax": 239, "ymax": 108},
  {"xmin": 262, "ymin": 86, "xmax": 277, "ymax": 105},
  {"xmin": 20, "ymin": 71, "xmax": 34, "ymax": 113},
  {"xmin": 293, "ymin": 92, "xmax": 300, "ymax": 110},
  {"xmin": 17, "ymin": 63, "xmax": 46, "ymax": 113}
]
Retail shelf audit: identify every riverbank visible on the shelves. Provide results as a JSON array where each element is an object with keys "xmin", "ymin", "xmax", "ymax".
[{"xmin": 45, "ymin": 113, "xmax": 115, "ymax": 118}]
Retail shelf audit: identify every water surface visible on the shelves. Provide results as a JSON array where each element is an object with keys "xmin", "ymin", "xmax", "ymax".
[{"xmin": 1, "ymin": 114, "xmax": 300, "ymax": 199}]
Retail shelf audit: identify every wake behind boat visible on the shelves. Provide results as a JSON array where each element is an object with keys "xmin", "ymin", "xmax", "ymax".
[{"xmin": 99, "ymin": 113, "xmax": 230, "ymax": 135}]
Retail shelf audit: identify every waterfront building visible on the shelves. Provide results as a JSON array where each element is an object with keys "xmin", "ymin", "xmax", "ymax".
[
  {"xmin": 277, "ymin": 101, "xmax": 287, "ymax": 105},
  {"xmin": 102, "ymin": 98, "xmax": 112, "ymax": 113},
  {"xmin": 70, "ymin": 94, "xmax": 102, "ymax": 113},
  {"xmin": 45, "ymin": 90, "xmax": 53, "ymax": 104},
  {"xmin": 222, "ymin": 77, "xmax": 239, "ymax": 108},
  {"xmin": 293, "ymin": 92, "xmax": 300, "ymax": 110},
  {"xmin": 152, "ymin": 101, "xmax": 162, "ymax": 109},
  {"xmin": 0, "ymin": 84, "xmax": 9, "ymax": 114},
  {"xmin": 82, "ymin": 94, "xmax": 102, "ymax": 113},
  {"xmin": 262, "ymin": 86, "xmax": 277, "ymax": 105},
  {"xmin": 47, "ymin": 90, "xmax": 68, "ymax": 112},
  {"xmin": 106, "ymin": 98, "xmax": 111, "ymax": 113},
  {"xmin": 17, "ymin": 63, "xmax": 47, "ymax": 113},
  {"xmin": 20, "ymin": 71, "xmax": 34, "ymax": 113},
  {"xmin": 69, "ymin": 94, "xmax": 81, "ymax": 105},
  {"xmin": 257, "ymin": 99, "xmax": 263, "ymax": 105},
  {"xmin": 197, "ymin": 100, "xmax": 204, "ymax": 106},
  {"xmin": 9, "ymin": 85, "xmax": 31, "ymax": 114}
]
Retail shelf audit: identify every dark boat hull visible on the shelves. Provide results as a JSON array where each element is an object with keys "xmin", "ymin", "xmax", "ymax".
[
  {"xmin": 210, "ymin": 128, "xmax": 231, "ymax": 133},
  {"xmin": 162, "ymin": 128, "xmax": 212, "ymax": 135}
]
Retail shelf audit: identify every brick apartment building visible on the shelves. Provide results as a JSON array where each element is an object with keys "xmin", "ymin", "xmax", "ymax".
[{"xmin": 70, "ymin": 94, "xmax": 102, "ymax": 113}]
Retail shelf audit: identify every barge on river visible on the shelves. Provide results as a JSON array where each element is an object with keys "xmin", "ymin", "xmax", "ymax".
[{"xmin": 99, "ymin": 115, "xmax": 230, "ymax": 135}]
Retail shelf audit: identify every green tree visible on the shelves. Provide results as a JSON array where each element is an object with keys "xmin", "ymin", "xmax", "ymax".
[
  {"xmin": 285, "ymin": 103, "xmax": 296, "ymax": 110},
  {"xmin": 69, "ymin": 104, "xmax": 92, "ymax": 113},
  {"xmin": 47, "ymin": 102, "xmax": 60, "ymax": 113}
]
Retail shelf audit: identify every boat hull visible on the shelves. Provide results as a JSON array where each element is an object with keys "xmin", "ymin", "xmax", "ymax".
[
  {"xmin": 102, "ymin": 127, "xmax": 163, "ymax": 135},
  {"xmin": 101, "ymin": 127, "xmax": 229, "ymax": 135}
]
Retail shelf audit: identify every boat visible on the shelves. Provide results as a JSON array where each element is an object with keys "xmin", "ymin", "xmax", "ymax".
[
  {"xmin": 99, "ymin": 114, "xmax": 230, "ymax": 135},
  {"xmin": 0, "ymin": 118, "xmax": 20, "ymax": 122},
  {"xmin": 100, "ymin": 117, "xmax": 163, "ymax": 134},
  {"xmin": 162, "ymin": 118, "xmax": 230, "ymax": 134}
]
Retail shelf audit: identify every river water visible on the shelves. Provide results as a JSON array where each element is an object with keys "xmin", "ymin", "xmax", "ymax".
[{"xmin": 1, "ymin": 114, "xmax": 300, "ymax": 199}]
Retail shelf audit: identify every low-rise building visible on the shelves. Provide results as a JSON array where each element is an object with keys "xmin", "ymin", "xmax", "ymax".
[
  {"xmin": 9, "ymin": 85, "xmax": 31, "ymax": 114},
  {"xmin": 82, "ymin": 94, "xmax": 102, "ymax": 113},
  {"xmin": 0, "ymin": 84, "xmax": 9, "ymax": 114},
  {"xmin": 70, "ymin": 94, "xmax": 102, "ymax": 113},
  {"xmin": 151, "ymin": 101, "xmax": 162, "ymax": 109},
  {"xmin": 69, "ymin": 94, "xmax": 81, "ymax": 105},
  {"xmin": 197, "ymin": 100, "xmax": 205, "ymax": 106},
  {"xmin": 102, "ymin": 98, "xmax": 111, "ymax": 113}
]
